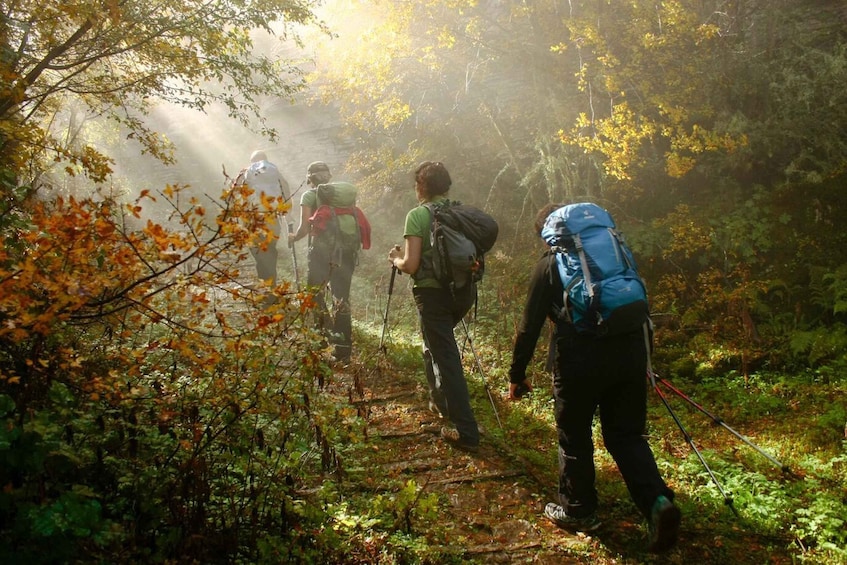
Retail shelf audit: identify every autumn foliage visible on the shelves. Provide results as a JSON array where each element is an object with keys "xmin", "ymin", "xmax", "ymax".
[{"xmin": 0, "ymin": 179, "xmax": 357, "ymax": 562}]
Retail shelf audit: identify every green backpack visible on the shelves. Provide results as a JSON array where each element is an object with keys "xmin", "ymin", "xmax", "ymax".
[{"xmin": 310, "ymin": 182, "xmax": 371, "ymax": 250}]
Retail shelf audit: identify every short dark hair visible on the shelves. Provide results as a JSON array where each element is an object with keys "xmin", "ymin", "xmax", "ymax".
[
  {"xmin": 414, "ymin": 161, "xmax": 452, "ymax": 196},
  {"xmin": 535, "ymin": 203, "xmax": 565, "ymax": 236}
]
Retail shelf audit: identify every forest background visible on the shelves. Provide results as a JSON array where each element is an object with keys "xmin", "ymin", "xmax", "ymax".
[{"xmin": 1, "ymin": 0, "xmax": 845, "ymax": 563}]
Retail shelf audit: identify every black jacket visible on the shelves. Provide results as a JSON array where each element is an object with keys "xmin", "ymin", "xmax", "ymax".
[{"xmin": 509, "ymin": 251, "xmax": 562, "ymax": 384}]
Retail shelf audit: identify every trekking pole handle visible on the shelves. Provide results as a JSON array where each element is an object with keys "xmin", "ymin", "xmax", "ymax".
[
  {"xmin": 287, "ymin": 221, "xmax": 295, "ymax": 248},
  {"xmin": 388, "ymin": 244, "xmax": 402, "ymax": 283},
  {"xmin": 388, "ymin": 265, "xmax": 398, "ymax": 294}
]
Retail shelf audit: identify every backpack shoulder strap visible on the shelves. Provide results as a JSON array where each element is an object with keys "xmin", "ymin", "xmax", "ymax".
[
  {"xmin": 548, "ymin": 247, "xmax": 575, "ymax": 325},
  {"xmin": 315, "ymin": 184, "xmax": 329, "ymax": 206},
  {"xmin": 547, "ymin": 247, "xmax": 560, "ymax": 286},
  {"xmin": 423, "ymin": 202, "xmax": 443, "ymax": 232},
  {"xmin": 609, "ymin": 227, "xmax": 638, "ymax": 270},
  {"xmin": 572, "ymin": 234, "xmax": 595, "ymax": 299}
]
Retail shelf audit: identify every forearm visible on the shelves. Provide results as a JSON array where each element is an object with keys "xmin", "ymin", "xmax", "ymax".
[
  {"xmin": 292, "ymin": 224, "xmax": 308, "ymax": 241},
  {"xmin": 509, "ymin": 257, "xmax": 554, "ymax": 382},
  {"xmin": 392, "ymin": 255, "xmax": 416, "ymax": 275},
  {"xmin": 509, "ymin": 320, "xmax": 545, "ymax": 383},
  {"xmin": 388, "ymin": 236, "xmax": 421, "ymax": 275},
  {"xmin": 290, "ymin": 207, "xmax": 311, "ymax": 241}
]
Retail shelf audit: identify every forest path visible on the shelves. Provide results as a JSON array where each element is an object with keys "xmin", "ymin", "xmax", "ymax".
[
  {"xmin": 334, "ymin": 355, "xmax": 606, "ymax": 564},
  {"xmin": 329, "ymin": 347, "xmax": 798, "ymax": 564}
]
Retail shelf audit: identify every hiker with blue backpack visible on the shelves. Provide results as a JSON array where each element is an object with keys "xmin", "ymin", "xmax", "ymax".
[
  {"xmin": 289, "ymin": 161, "xmax": 370, "ymax": 363},
  {"xmin": 507, "ymin": 202, "xmax": 681, "ymax": 552},
  {"xmin": 387, "ymin": 161, "xmax": 481, "ymax": 453}
]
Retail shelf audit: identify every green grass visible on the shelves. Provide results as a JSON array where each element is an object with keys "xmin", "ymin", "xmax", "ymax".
[{"xmin": 346, "ymin": 313, "xmax": 847, "ymax": 564}]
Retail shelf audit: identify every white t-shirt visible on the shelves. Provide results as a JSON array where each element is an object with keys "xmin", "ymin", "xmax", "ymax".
[{"xmin": 245, "ymin": 160, "xmax": 289, "ymax": 202}]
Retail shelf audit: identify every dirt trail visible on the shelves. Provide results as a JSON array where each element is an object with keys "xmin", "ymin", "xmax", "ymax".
[{"xmin": 341, "ymin": 361, "xmax": 598, "ymax": 564}]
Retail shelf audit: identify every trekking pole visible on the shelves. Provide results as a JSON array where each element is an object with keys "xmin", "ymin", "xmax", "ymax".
[
  {"xmin": 459, "ymin": 318, "xmax": 502, "ymax": 429},
  {"xmin": 649, "ymin": 369, "xmax": 739, "ymax": 517},
  {"xmin": 287, "ymin": 220, "xmax": 300, "ymax": 290},
  {"xmin": 379, "ymin": 265, "xmax": 398, "ymax": 352},
  {"xmin": 285, "ymin": 180, "xmax": 307, "ymax": 205},
  {"xmin": 654, "ymin": 374, "xmax": 790, "ymax": 473},
  {"xmin": 642, "ymin": 326, "xmax": 737, "ymax": 516}
]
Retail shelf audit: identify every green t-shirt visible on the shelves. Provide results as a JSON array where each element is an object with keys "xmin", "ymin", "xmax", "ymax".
[
  {"xmin": 300, "ymin": 189, "xmax": 318, "ymax": 209},
  {"xmin": 404, "ymin": 195, "xmax": 449, "ymax": 288}
]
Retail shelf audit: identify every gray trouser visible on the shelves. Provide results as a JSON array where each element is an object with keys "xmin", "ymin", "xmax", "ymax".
[
  {"xmin": 308, "ymin": 244, "xmax": 357, "ymax": 358},
  {"xmin": 414, "ymin": 285, "xmax": 479, "ymax": 446},
  {"xmin": 249, "ymin": 216, "xmax": 281, "ymax": 286}
]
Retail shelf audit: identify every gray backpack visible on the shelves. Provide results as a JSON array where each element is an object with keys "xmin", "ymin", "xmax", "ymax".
[{"xmin": 424, "ymin": 201, "xmax": 498, "ymax": 292}]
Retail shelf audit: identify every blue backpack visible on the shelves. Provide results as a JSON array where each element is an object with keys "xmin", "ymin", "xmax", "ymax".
[{"xmin": 540, "ymin": 203, "xmax": 649, "ymax": 336}]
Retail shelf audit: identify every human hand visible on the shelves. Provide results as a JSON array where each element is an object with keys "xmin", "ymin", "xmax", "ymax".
[{"xmin": 508, "ymin": 380, "xmax": 533, "ymax": 401}]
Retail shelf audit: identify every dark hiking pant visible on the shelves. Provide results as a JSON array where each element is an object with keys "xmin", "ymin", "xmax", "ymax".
[
  {"xmin": 308, "ymin": 244, "xmax": 357, "ymax": 360},
  {"xmin": 553, "ymin": 327, "xmax": 673, "ymax": 519},
  {"xmin": 414, "ymin": 285, "xmax": 479, "ymax": 446}
]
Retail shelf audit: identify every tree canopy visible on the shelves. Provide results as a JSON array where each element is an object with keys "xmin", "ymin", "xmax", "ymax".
[
  {"xmin": 311, "ymin": 0, "xmax": 847, "ymax": 373},
  {"xmin": 1, "ymin": 0, "xmax": 320, "ymax": 183}
]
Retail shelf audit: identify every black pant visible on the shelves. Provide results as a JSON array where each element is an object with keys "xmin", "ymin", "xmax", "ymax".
[
  {"xmin": 553, "ymin": 327, "xmax": 673, "ymax": 519},
  {"xmin": 414, "ymin": 285, "xmax": 479, "ymax": 446},
  {"xmin": 307, "ymin": 243, "xmax": 357, "ymax": 359}
]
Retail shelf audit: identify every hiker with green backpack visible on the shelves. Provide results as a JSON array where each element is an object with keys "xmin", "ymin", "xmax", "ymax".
[
  {"xmin": 387, "ymin": 161, "xmax": 481, "ymax": 453},
  {"xmin": 507, "ymin": 202, "xmax": 681, "ymax": 552},
  {"xmin": 289, "ymin": 161, "xmax": 370, "ymax": 363}
]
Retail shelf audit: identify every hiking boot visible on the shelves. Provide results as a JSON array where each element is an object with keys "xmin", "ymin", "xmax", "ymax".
[
  {"xmin": 544, "ymin": 503, "xmax": 602, "ymax": 532},
  {"xmin": 440, "ymin": 426, "xmax": 479, "ymax": 453},
  {"xmin": 648, "ymin": 495, "xmax": 681, "ymax": 552}
]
